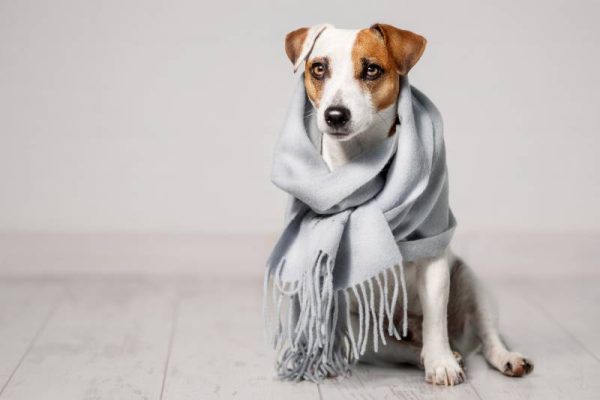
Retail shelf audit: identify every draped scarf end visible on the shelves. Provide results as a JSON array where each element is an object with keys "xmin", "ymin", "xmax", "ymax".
[{"xmin": 263, "ymin": 253, "xmax": 408, "ymax": 382}]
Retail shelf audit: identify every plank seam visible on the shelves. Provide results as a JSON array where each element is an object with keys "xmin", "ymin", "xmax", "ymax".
[
  {"xmin": 528, "ymin": 294, "xmax": 600, "ymax": 363},
  {"xmin": 0, "ymin": 286, "xmax": 64, "ymax": 398},
  {"xmin": 159, "ymin": 292, "xmax": 180, "ymax": 400},
  {"xmin": 316, "ymin": 384, "xmax": 324, "ymax": 400},
  {"xmin": 468, "ymin": 377, "xmax": 485, "ymax": 400}
]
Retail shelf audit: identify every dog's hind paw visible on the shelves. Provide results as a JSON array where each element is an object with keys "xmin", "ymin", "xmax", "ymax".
[
  {"xmin": 501, "ymin": 352, "xmax": 534, "ymax": 377},
  {"xmin": 453, "ymin": 351, "xmax": 465, "ymax": 369}
]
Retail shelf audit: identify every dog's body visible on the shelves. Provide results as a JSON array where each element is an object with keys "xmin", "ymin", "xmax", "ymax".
[{"xmin": 285, "ymin": 24, "xmax": 533, "ymax": 385}]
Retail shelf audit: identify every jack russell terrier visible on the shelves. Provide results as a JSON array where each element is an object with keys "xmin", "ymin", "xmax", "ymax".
[{"xmin": 281, "ymin": 23, "xmax": 534, "ymax": 386}]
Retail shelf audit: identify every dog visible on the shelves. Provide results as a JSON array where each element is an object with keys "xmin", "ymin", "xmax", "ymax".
[{"xmin": 283, "ymin": 23, "xmax": 534, "ymax": 386}]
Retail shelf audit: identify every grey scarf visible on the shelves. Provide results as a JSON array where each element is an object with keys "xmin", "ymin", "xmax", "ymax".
[{"xmin": 264, "ymin": 75, "xmax": 456, "ymax": 382}]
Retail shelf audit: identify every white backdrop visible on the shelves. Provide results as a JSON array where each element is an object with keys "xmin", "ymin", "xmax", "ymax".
[{"xmin": 1, "ymin": 0, "xmax": 598, "ymax": 234}]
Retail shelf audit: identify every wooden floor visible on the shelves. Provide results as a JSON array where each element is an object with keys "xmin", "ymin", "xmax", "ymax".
[{"xmin": 0, "ymin": 232, "xmax": 598, "ymax": 399}]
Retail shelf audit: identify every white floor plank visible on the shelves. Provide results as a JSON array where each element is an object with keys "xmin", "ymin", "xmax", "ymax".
[
  {"xmin": 0, "ymin": 281, "xmax": 63, "ymax": 395},
  {"xmin": 466, "ymin": 282, "xmax": 600, "ymax": 400},
  {"xmin": 0, "ymin": 280, "xmax": 177, "ymax": 400},
  {"xmin": 525, "ymin": 278, "xmax": 600, "ymax": 361},
  {"xmin": 161, "ymin": 280, "xmax": 320, "ymax": 400},
  {"xmin": 0, "ymin": 233, "xmax": 598, "ymax": 399}
]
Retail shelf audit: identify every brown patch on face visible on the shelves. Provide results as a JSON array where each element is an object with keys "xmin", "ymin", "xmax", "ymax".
[
  {"xmin": 304, "ymin": 57, "xmax": 329, "ymax": 107},
  {"xmin": 352, "ymin": 29, "xmax": 400, "ymax": 112}
]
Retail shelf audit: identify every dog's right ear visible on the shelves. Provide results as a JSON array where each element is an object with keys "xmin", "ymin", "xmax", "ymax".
[{"xmin": 285, "ymin": 24, "xmax": 332, "ymax": 72}]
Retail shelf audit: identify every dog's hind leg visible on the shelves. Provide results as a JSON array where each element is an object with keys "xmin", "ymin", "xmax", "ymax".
[
  {"xmin": 359, "ymin": 336, "xmax": 423, "ymax": 367},
  {"xmin": 450, "ymin": 256, "xmax": 534, "ymax": 377}
]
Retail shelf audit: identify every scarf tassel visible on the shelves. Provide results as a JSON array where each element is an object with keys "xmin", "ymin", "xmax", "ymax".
[{"xmin": 263, "ymin": 252, "xmax": 408, "ymax": 382}]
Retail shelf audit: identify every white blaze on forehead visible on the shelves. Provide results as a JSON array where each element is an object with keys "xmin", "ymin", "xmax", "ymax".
[
  {"xmin": 308, "ymin": 28, "xmax": 374, "ymax": 135},
  {"xmin": 309, "ymin": 28, "xmax": 358, "ymax": 67},
  {"xmin": 309, "ymin": 29, "xmax": 359, "ymax": 103}
]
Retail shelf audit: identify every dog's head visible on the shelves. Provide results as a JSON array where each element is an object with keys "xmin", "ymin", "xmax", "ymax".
[{"xmin": 285, "ymin": 24, "xmax": 426, "ymax": 140}]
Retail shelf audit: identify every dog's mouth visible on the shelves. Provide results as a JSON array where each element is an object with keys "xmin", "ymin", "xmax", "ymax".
[{"xmin": 325, "ymin": 130, "xmax": 358, "ymax": 140}]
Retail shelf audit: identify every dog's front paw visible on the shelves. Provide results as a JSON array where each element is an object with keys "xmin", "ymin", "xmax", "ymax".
[
  {"xmin": 501, "ymin": 352, "xmax": 534, "ymax": 377},
  {"xmin": 422, "ymin": 349, "xmax": 466, "ymax": 386}
]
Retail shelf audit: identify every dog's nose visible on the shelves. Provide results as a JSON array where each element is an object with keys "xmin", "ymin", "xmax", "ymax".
[{"xmin": 324, "ymin": 106, "xmax": 351, "ymax": 128}]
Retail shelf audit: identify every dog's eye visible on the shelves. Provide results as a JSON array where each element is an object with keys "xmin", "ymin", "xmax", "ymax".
[
  {"xmin": 310, "ymin": 63, "xmax": 327, "ymax": 80},
  {"xmin": 364, "ymin": 64, "xmax": 383, "ymax": 80}
]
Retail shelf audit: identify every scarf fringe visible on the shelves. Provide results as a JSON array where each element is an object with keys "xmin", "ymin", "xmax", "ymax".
[{"xmin": 263, "ymin": 251, "xmax": 408, "ymax": 382}]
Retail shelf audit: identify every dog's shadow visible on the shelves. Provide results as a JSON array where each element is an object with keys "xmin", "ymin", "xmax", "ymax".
[{"xmin": 319, "ymin": 354, "xmax": 522, "ymax": 394}]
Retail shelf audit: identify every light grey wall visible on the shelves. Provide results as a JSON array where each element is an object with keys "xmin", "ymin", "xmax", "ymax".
[{"xmin": 1, "ymin": 0, "xmax": 598, "ymax": 234}]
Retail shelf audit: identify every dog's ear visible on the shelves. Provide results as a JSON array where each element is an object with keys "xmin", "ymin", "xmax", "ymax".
[
  {"xmin": 285, "ymin": 24, "xmax": 332, "ymax": 72},
  {"xmin": 370, "ymin": 23, "xmax": 427, "ymax": 75}
]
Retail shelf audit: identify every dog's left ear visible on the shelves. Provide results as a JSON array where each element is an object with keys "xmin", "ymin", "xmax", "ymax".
[
  {"xmin": 370, "ymin": 23, "xmax": 427, "ymax": 75},
  {"xmin": 285, "ymin": 24, "xmax": 332, "ymax": 72}
]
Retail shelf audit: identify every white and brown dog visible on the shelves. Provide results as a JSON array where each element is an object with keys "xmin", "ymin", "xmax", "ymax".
[{"xmin": 284, "ymin": 23, "xmax": 533, "ymax": 386}]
